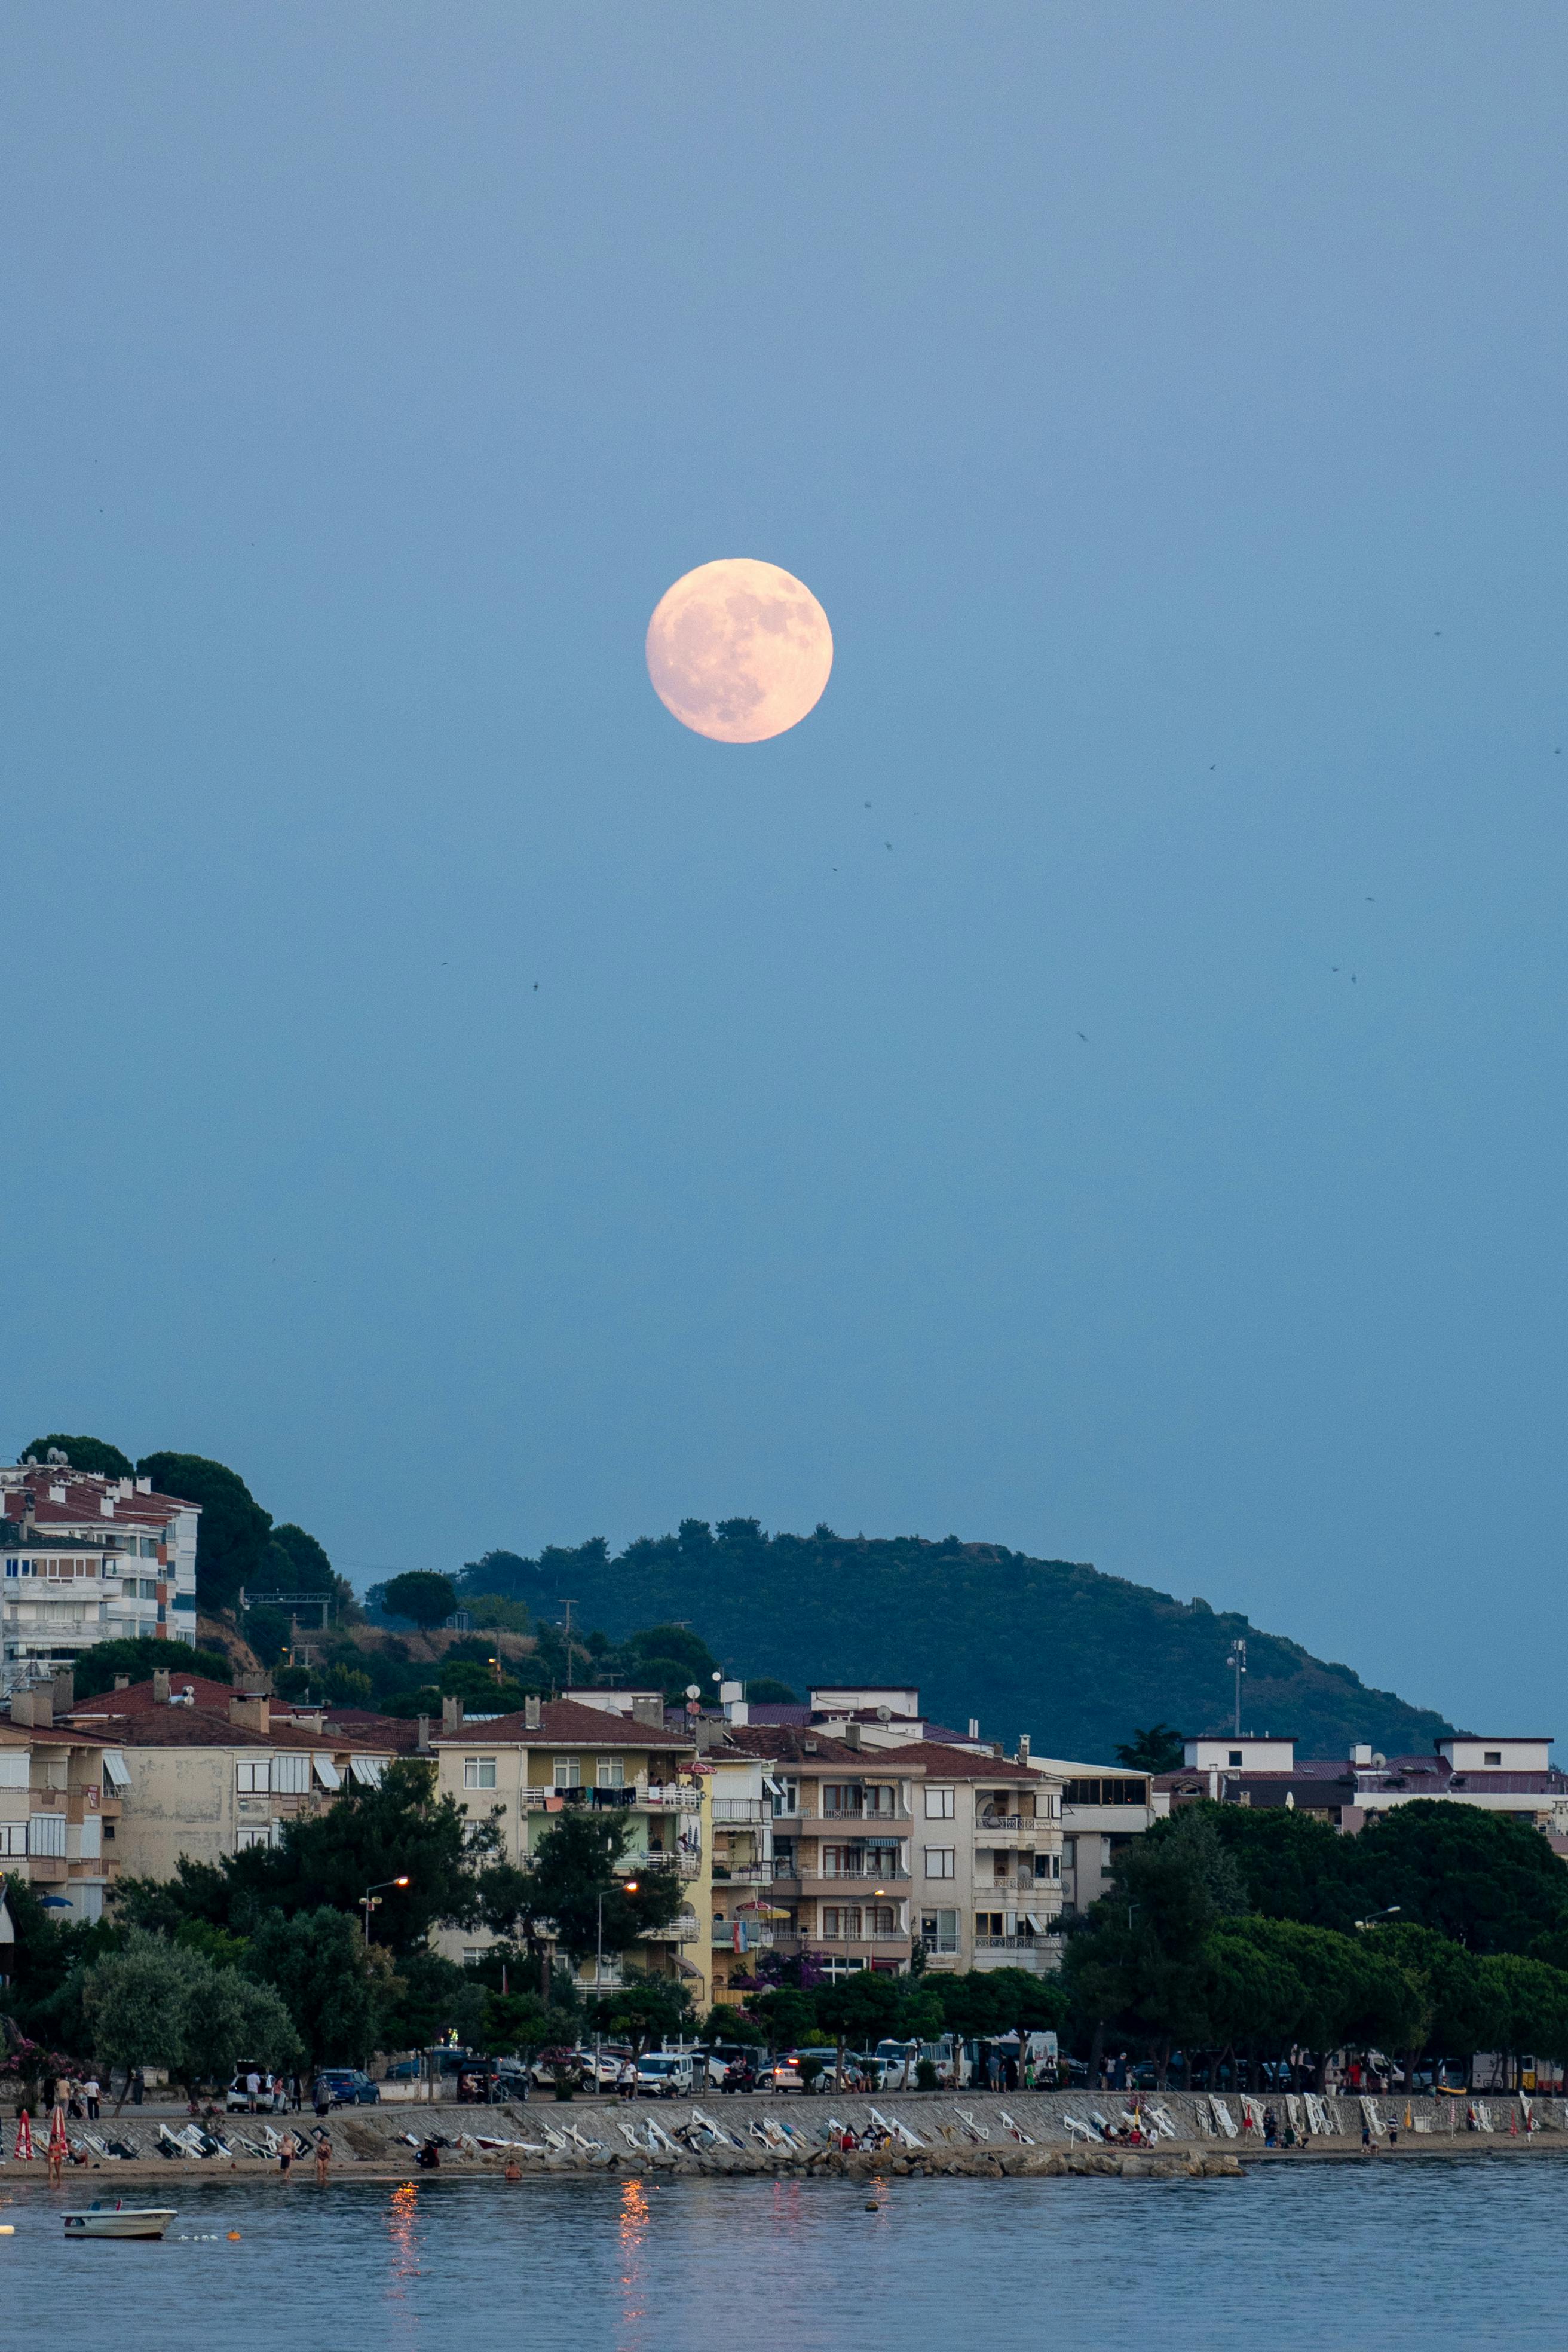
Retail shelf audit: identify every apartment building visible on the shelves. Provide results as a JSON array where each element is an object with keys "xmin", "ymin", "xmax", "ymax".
[
  {"xmin": 428, "ymin": 1696, "xmax": 704, "ymax": 1996},
  {"xmin": 705, "ymin": 1744, "xmax": 774, "ymax": 2006},
  {"xmin": 876, "ymin": 1741, "xmax": 1064, "ymax": 1973},
  {"xmin": 1031, "ymin": 1757, "xmax": 1169, "ymax": 1912},
  {"xmin": 1159, "ymin": 1734, "xmax": 1568, "ymax": 1848},
  {"xmin": 0, "ymin": 1701, "xmax": 119, "ymax": 1925},
  {"xmin": 718, "ymin": 1725, "xmax": 920, "ymax": 1979},
  {"xmin": 58, "ymin": 1673, "xmax": 395, "ymax": 1878},
  {"xmin": 1, "ymin": 1459, "xmax": 201, "ymax": 1688}
]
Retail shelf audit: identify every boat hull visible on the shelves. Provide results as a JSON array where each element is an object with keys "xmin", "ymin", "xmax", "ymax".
[{"xmin": 63, "ymin": 2210, "xmax": 176, "ymax": 2240}]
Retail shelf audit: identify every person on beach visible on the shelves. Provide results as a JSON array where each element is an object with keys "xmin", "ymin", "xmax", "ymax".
[
  {"xmin": 247, "ymin": 2069, "xmax": 261, "ymax": 2113},
  {"xmin": 314, "ymin": 2077, "xmax": 331, "ymax": 2120},
  {"xmin": 1361, "ymin": 2121, "xmax": 1373, "ymax": 2155},
  {"xmin": 314, "ymin": 2133, "xmax": 332, "ymax": 2186},
  {"xmin": 279, "ymin": 2138, "xmax": 293, "ymax": 2178},
  {"xmin": 84, "ymin": 2077, "xmax": 100, "ymax": 2121},
  {"xmin": 618, "ymin": 2060, "xmax": 636, "ymax": 2103}
]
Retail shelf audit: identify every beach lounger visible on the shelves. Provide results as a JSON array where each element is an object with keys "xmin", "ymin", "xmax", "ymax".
[
  {"xmin": 1144, "ymin": 2104, "xmax": 1179, "ymax": 2140},
  {"xmin": 1062, "ymin": 2114, "xmax": 1102, "ymax": 2143},
  {"xmin": 871, "ymin": 2106, "xmax": 926, "ymax": 2150},
  {"xmin": 1208, "ymin": 2097, "xmax": 1238, "ymax": 2138},
  {"xmin": 996, "ymin": 2111, "xmax": 1034, "ymax": 2146},
  {"xmin": 955, "ymin": 2109, "xmax": 991, "ymax": 2142},
  {"xmin": 1303, "ymin": 2093, "xmax": 1331, "ymax": 2137}
]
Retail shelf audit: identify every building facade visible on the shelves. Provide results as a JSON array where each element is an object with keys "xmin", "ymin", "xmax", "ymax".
[
  {"xmin": 0, "ymin": 1706, "xmax": 118, "ymax": 1925},
  {"xmin": 428, "ymin": 1696, "xmax": 704, "ymax": 1996},
  {"xmin": 1033, "ymin": 1759, "xmax": 1169, "ymax": 1913},
  {"xmin": 59, "ymin": 1674, "xmax": 394, "ymax": 1879},
  {"xmin": 719, "ymin": 1725, "xmax": 918, "ymax": 1978},
  {"xmin": 2, "ymin": 1460, "xmax": 201, "ymax": 1689},
  {"xmin": 883, "ymin": 1741, "xmax": 1064, "ymax": 1973}
]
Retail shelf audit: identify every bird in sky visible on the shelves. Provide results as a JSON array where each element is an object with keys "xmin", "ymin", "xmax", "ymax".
[
  {"xmin": 533, "ymin": 982, "xmax": 539, "ymax": 991},
  {"xmin": 1077, "ymin": 1031, "xmax": 1088, "ymax": 1042},
  {"xmin": 885, "ymin": 842, "xmax": 893, "ymax": 850}
]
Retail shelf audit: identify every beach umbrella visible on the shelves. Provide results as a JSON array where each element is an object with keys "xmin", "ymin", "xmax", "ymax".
[
  {"xmin": 14, "ymin": 2111, "xmax": 33, "ymax": 2161},
  {"xmin": 48, "ymin": 2106, "xmax": 68, "ymax": 2161}
]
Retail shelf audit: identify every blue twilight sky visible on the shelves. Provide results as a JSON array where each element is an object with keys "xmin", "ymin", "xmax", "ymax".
[{"xmin": 2, "ymin": 5, "xmax": 1565, "ymax": 1733}]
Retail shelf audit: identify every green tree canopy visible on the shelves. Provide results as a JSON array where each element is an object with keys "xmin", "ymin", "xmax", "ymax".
[
  {"xmin": 22, "ymin": 1434, "xmax": 134, "ymax": 1478},
  {"xmin": 497, "ymin": 1809, "xmax": 685, "ymax": 1970},
  {"xmin": 245, "ymin": 1907, "xmax": 382, "ymax": 2069},
  {"xmin": 1114, "ymin": 1723, "xmax": 1186, "ymax": 1773},
  {"xmin": 381, "ymin": 1571, "xmax": 458, "ymax": 1628},
  {"xmin": 586, "ymin": 1970, "xmax": 694, "ymax": 2056},
  {"xmin": 136, "ymin": 1452, "xmax": 273, "ymax": 1615}
]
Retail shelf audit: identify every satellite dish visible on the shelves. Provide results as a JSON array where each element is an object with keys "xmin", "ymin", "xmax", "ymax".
[
  {"xmin": 876, "ymin": 1706, "xmax": 892, "ymax": 1723},
  {"xmin": 1372, "ymin": 1753, "xmax": 1386, "ymax": 1768},
  {"xmin": 684, "ymin": 1683, "xmax": 701, "ymax": 1700}
]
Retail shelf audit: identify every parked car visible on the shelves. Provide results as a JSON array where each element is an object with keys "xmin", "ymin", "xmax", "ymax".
[
  {"xmin": 314, "ymin": 2068, "xmax": 381, "ymax": 2106},
  {"xmin": 225, "ymin": 2068, "xmax": 283, "ymax": 2112},
  {"xmin": 636, "ymin": 2053, "xmax": 697, "ymax": 2099},
  {"xmin": 755, "ymin": 2059, "xmax": 804, "ymax": 2093}
]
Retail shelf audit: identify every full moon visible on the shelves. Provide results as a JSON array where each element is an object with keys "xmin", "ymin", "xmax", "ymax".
[{"xmin": 645, "ymin": 558, "xmax": 833, "ymax": 743}]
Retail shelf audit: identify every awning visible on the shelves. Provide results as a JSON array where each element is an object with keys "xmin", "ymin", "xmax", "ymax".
[
  {"xmin": 1025, "ymin": 1912, "xmax": 1043, "ymax": 1933},
  {"xmin": 675, "ymin": 1957, "xmax": 703, "ymax": 1979},
  {"xmin": 101, "ymin": 1751, "xmax": 131, "ymax": 1790},
  {"xmin": 312, "ymin": 1754, "xmax": 341, "ymax": 1790},
  {"xmin": 762, "ymin": 1775, "xmax": 784, "ymax": 1797},
  {"xmin": 349, "ymin": 1756, "xmax": 386, "ymax": 1786}
]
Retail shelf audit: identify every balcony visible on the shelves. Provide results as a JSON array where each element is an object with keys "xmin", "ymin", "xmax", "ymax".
[
  {"xmin": 984, "ymin": 1872, "xmax": 1046, "ymax": 1893},
  {"xmin": 641, "ymin": 1784, "xmax": 702, "ymax": 1812},
  {"xmin": 712, "ymin": 1797, "xmax": 769, "ymax": 1823},
  {"xmin": 973, "ymin": 1814, "xmax": 1039, "ymax": 1842},
  {"xmin": 639, "ymin": 1913, "xmax": 700, "ymax": 1942},
  {"xmin": 714, "ymin": 1863, "xmax": 772, "ymax": 1885},
  {"xmin": 820, "ymin": 1806, "xmax": 912, "ymax": 1826},
  {"xmin": 712, "ymin": 1922, "xmax": 774, "ymax": 1948},
  {"xmin": 770, "ymin": 1927, "xmax": 908, "ymax": 1950},
  {"xmin": 973, "ymin": 1933, "xmax": 1048, "ymax": 1950}
]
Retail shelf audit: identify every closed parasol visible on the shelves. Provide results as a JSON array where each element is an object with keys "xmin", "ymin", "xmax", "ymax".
[
  {"xmin": 14, "ymin": 2109, "xmax": 33, "ymax": 2160},
  {"xmin": 48, "ymin": 2105, "xmax": 68, "ymax": 2161}
]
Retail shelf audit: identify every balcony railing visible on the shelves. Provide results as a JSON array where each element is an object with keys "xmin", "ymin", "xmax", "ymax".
[
  {"xmin": 820, "ymin": 1806, "xmax": 912, "ymax": 1824},
  {"xmin": 712, "ymin": 1797, "xmax": 769, "ymax": 1823},
  {"xmin": 714, "ymin": 1863, "xmax": 772, "ymax": 1885},
  {"xmin": 973, "ymin": 1815, "xmax": 1036, "ymax": 1836},
  {"xmin": 776, "ymin": 1864, "xmax": 911, "ymax": 1884},
  {"xmin": 973, "ymin": 1933, "xmax": 1047, "ymax": 1950},
  {"xmin": 639, "ymin": 1914, "xmax": 700, "ymax": 1941},
  {"xmin": 984, "ymin": 1873, "xmax": 1046, "ymax": 1892}
]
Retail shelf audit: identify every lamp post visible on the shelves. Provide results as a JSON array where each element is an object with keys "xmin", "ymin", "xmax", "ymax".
[
  {"xmin": 1353, "ymin": 1906, "xmax": 1401, "ymax": 1929},
  {"xmin": 594, "ymin": 1877, "xmax": 638, "ymax": 2093},
  {"xmin": 361, "ymin": 1874, "xmax": 410, "ymax": 1944}
]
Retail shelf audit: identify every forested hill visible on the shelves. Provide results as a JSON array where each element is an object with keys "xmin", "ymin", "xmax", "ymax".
[{"xmin": 455, "ymin": 1521, "xmax": 1454, "ymax": 1763}]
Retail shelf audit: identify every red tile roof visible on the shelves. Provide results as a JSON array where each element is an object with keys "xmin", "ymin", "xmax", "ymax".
[
  {"xmin": 877, "ymin": 1740, "xmax": 1037, "ymax": 1783},
  {"xmin": 60, "ymin": 1701, "xmax": 391, "ymax": 1754},
  {"xmin": 68, "ymin": 1676, "xmax": 240, "ymax": 1714},
  {"xmin": 431, "ymin": 1696, "xmax": 692, "ymax": 1749},
  {"xmin": 720, "ymin": 1725, "xmax": 878, "ymax": 1767}
]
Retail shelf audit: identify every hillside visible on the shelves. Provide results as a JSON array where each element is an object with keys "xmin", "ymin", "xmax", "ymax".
[{"xmin": 453, "ymin": 1521, "xmax": 1456, "ymax": 1762}]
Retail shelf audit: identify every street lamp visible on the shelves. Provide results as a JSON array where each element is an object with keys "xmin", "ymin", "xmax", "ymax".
[
  {"xmin": 362, "ymin": 1875, "xmax": 410, "ymax": 1943},
  {"xmin": 1353, "ymin": 1906, "xmax": 1401, "ymax": 1930},
  {"xmin": 593, "ymin": 1877, "xmax": 638, "ymax": 2091}
]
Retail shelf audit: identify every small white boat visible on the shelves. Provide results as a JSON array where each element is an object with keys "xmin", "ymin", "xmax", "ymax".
[{"xmin": 63, "ymin": 2201, "xmax": 177, "ymax": 2240}]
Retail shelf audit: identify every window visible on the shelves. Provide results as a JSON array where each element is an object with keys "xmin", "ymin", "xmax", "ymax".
[
  {"xmin": 866, "ymin": 1905, "xmax": 896, "ymax": 1935},
  {"xmin": 1484, "ymin": 1751, "xmax": 1502, "ymax": 1766},
  {"xmin": 1229, "ymin": 1750, "xmax": 1242, "ymax": 1768},
  {"xmin": 919, "ymin": 1909, "xmax": 960, "ymax": 1953},
  {"xmin": 822, "ymin": 1906, "xmax": 860, "ymax": 1940},
  {"xmin": 236, "ymin": 1760, "xmax": 270, "ymax": 1794},
  {"xmin": 864, "ymin": 1785, "xmax": 896, "ymax": 1817},
  {"xmin": 27, "ymin": 1813, "xmax": 66, "ymax": 1858},
  {"xmin": 1034, "ymin": 1852, "xmax": 1060, "ymax": 1881},
  {"xmin": 312, "ymin": 1754, "xmax": 341, "ymax": 1790},
  {"xmin": 464, "ymin": 1757, "xmax": 497, "ymax": 1790},
  {"xmin": 822, "ymin": 1845, "xmax": 859, "ymax": 1877},
  {"xmin": 461, "ymin": 1947, "xmax": 486, "ymax": 1968},
  {"xmin": 0, "ymin": 1753, "xmax": 28, "ymax": 1790},
  {"xmin": 596, "ymin": 1758, "xmax": 624, "ymax": 1788},
  {"xmin": 975, "ymin": 1911, "xmax": 1004, "ymax": 1938},
  {"xmin": 140, "ymin": 1538, "xmax": 158, "ymax": 1559},
  {"xmin": 272, "ymin": 1754, "xmax": 310, "ymax": 1794},
  {"xmin": 101, "ymin": 1750, "xmax": 130, "ymax": 1792},
  {"xmin": 769, "ymin": 1775, "xmax": 799, "ymax": 1818},
  {"xmin": 236, "ymin": 1826, "xmax": 273, "ymax": 1851},
  {"xmin": 924, "ymin": 1846, "xmax": 955, "ymax": 1878},
  {"xmin": 924, "ymin": 1786, "xmax": 955, "ymax": 1819},
  {"xmin": 553, "ymin": 1757, "xmax": 581, "ymax": 1790},
  {"xmin": 0, "ymin": 1824, "xmax": 26, "ymax": 1857},
  {"xmin": 139, "ymin": 1579, "xmax": 158, "ymax": 1600}
]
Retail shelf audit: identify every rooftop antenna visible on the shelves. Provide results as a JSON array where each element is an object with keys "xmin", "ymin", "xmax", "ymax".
[{"xmin": 1227, "ymin": 1639, "xmax": 1247, "ymax": 1737}]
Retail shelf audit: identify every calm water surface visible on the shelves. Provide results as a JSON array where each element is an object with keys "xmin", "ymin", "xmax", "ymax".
[{"xmin": 5, "ymin": 2161, "xmax": 1563, "ymax": 2351}]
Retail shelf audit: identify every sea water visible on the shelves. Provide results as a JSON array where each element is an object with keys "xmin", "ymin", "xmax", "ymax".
[{"xmin": 4, "ymin": 2161, "xmax": 1559, "ymax": 2350}]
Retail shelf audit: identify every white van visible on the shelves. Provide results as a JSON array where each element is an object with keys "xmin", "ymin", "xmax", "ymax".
[{"xmin": 635, "ymin": 2053, "xmax": 696, "ymax": 2099}]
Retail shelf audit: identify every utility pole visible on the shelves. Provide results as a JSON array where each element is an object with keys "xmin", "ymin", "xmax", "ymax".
[
  {"xmin": 561, "ymin": 1599, "xmax": 577, "ymax": 1691},
  {"xmin": 1227, "ymin": 1640, "xmax": 1247, "ymax": 1737}
]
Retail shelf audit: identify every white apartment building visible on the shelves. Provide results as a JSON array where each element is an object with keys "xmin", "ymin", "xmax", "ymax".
[{"xmin": 1, "ymin": 1459, "xmax": 201, "ymax": 1688}]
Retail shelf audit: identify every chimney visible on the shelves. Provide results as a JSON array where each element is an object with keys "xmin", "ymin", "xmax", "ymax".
[
  {"xmin": 417, "ymin": 1714, "xmax": 431, "ymax": 1753},
  {"xmin": 114, "ymin": 1674, "xmax": 130, "ymax": 1690},
  {"xmin": 524, "ymin": 1695, "xmax": 542, "ymax": 1732},
  {"xmin": 630, "ymin": 1695, "xmax": 664, "ymax": 1730},
  {"xmin": 967, "ymin": 1719, "xmax": 980, "ymax": 1741},
  {"xmin": 153, "ymin": 1670, "xmax": 172, "ymax": 1706},
  {"xmin": 10, "ymin": 1688, "xmax": 33, "ymax": 1726},
  {"xmin": 229, "ymin": 1693, "xmax": 270, "ymax": 1734},
  {"xmin": 442, "ymin": 1695, "xmax": 464, "ymax": 1733},
  {"xmin": 841, "ymin": 1721, "xmax": 864, "ymax": 1748},
  {"xmin": 1016, "ymin": 1733, "xmax": 1030, "ymax": 1766},
  {"xmin": 29, "ymin": 1685, "xmax": 53, "ymax": 1729},
  {"xmin": 52, "ymin": 1668, "xmax": 75, "ymax": 1716}
]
